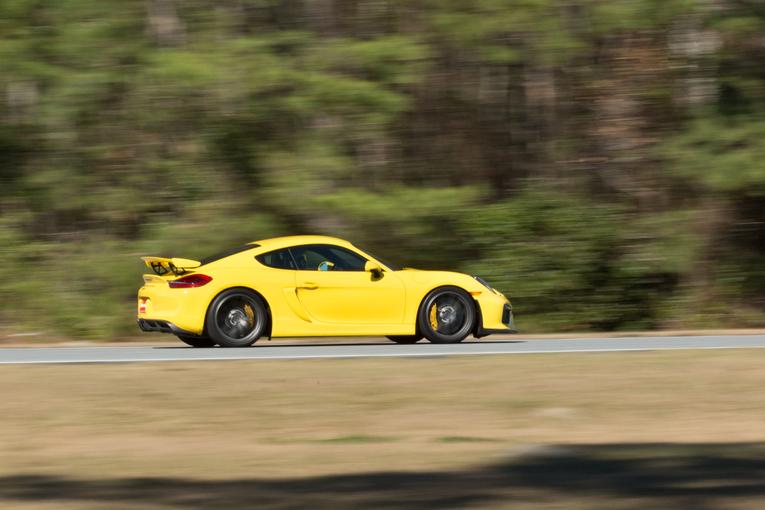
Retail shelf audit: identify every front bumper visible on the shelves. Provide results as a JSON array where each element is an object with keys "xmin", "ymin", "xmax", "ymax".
[{"xmin": 475, "ymin": 302, "xmax": 517, "ymax": 338}]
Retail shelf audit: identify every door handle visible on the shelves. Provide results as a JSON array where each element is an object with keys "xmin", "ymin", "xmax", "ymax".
[{"xmin": 299, "ymin": 282, "xmax": 318, "ymax": 290}]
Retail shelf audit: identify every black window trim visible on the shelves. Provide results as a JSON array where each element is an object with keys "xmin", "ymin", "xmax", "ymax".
[
  {"xmin": 256, "ymin": 243, "xmax": 370, "ymax": 272},
  {"xmin": 289, "ymin": 244, "xmax": 369, "ymax": 272},
  {"xmin": 255, "ymin": 247, "xmax": 297, "ymax": 270}
]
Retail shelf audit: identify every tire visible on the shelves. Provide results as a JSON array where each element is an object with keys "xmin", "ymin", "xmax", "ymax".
[
  {"xmin": 205, "ymin": 289, "xmax": 268, "ymax": 347},
  {"xmin": 387, "ymin": 335, "xmax": 423, "ymax": 344},
  {"xmin": 177, "ymin": 335, "xmax": 217, "ymax": 348},
  {"xmin": 417, "ymin": 286, "xmax": 476, "ymax": 344}
]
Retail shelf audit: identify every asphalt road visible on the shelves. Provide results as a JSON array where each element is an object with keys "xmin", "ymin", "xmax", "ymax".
[{"xmin": 1, "ymin": 334, "xmax": 765, "ymax": 364}]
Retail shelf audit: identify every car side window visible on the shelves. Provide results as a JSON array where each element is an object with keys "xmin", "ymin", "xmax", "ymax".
[
  {"xmin": 255, "ymin": 248, "xmax": 296, "ymax": 270},
  {"xmin": 288, "ymin": 244, "xmax": 367, "ymax": 271}
]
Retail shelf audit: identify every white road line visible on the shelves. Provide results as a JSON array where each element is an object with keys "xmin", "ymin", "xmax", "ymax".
[{"xmin": 1, "ymin": 335, "xmax": 765, "ymax": 364}]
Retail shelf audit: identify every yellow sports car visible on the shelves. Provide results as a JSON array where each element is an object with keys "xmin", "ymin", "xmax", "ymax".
[{"xmin": 137, "ymin": 235, "xmax": 515, "ymax": 347}]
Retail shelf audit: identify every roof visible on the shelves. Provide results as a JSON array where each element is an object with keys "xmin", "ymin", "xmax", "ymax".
[{"xmin": 248, "ymin": 235, "xmax": 352, "ymax": 249}]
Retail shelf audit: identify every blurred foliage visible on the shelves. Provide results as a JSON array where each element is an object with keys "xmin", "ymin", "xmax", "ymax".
[{"xmin": 2, "ymin": 0, "xmax": 765, "ymax": 338}]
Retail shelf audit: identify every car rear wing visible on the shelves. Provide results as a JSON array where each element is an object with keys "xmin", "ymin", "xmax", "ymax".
[{"xmin": 141, "ymin": 256, "xmax": 201, "ymax": 276}]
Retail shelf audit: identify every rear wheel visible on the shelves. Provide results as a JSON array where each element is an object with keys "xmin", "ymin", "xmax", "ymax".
[
  {"xmin": 206, "ymin": 289, "xmax": 268, "ymax": 347},
  {"xmin": 418, "ymin": 287, "xmax": 476, "ymax": 344},
  {"xmin": 177, "ymin": 335, "xmax": 216, "ymax": 348},
  {"xmin": 386, "ymin": 335, "xmax": 422, "ymax": 344}
]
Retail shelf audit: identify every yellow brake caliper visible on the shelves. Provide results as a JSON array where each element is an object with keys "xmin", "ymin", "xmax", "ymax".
[
  {"xmin": 429, "ymin": 303, "xmax": 438, "ymax": 330},
  {"xmin": 243, "ymin": 303, "xmax": 255, "ymax": 327}
]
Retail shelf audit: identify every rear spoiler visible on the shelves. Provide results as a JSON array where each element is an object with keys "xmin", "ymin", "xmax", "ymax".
[{"xmin": 141, "ymin": 256, "xmax": 201, "ymax": 276}]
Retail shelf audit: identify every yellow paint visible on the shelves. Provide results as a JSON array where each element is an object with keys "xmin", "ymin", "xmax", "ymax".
[{"xmin": 137, "ymin": 235, "xmax": 514, "ymax": 337}]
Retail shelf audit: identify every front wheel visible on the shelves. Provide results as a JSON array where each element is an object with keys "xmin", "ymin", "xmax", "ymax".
[
  {"xmin": 205, "ymin": 289, "xmax": 268, "ymax": 347},
  {"xmin": 418, "ymin": 287, "xmax": 476, "ymax": 344},
  {"xmin": 177, "ymin": 335, "xmax": 217, "ymax": 348}
]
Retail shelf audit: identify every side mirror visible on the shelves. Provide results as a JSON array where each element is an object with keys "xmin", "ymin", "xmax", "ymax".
[{"xmin": 365, "ymin": 261, "xmax": 383, "ymax": 277}]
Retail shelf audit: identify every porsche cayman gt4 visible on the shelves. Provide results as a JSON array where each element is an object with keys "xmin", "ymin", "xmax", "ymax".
[{"xmin": 137, "ymin": 235, "xmax": 515, "ymax": 347}]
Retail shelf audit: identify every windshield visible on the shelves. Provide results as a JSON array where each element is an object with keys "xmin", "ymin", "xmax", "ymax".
[{"xmin": 355, "ymin": 245, "xmax": 401, "ymax": 271}]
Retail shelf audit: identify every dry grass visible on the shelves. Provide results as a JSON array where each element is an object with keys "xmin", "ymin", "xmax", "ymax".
[{"xmin": 1, "ymin": 349, "xmax": 764, "ymax": 508}]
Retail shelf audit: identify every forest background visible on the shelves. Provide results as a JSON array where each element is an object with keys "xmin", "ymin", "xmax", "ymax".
[{"xmin": 2, "ymin": 0, "xmax": 764, "ymax": 339}]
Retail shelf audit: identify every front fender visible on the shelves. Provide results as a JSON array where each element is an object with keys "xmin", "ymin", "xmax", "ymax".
[{"xmin": 397, "ymin": 269, "xmax": 507, "ymax": 327}]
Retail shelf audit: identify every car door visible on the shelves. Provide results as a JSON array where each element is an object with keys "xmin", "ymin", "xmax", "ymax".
[{"xmin": 291, "ymin": 244, "xmax": 405, "ymax": 325}]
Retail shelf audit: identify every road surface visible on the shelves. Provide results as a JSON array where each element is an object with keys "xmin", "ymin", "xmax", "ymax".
[{"xmin": 1, "ymin": 334, "xmax": 765, "ymax": 364}]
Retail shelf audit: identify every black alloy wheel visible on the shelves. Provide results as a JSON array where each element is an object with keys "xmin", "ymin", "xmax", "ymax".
[
  {"xmin": 418, "ymin": 287, "xmax": 476, "ymax": 344},
  {"xmin": 206, "ymin": 289, "xmax": 268, "ymax": 347}
]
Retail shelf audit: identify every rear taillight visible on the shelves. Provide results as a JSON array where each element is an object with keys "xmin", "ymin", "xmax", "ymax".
[{"xmin": 168, "ymin": 274, "xmax": 212, "ymax": 288}]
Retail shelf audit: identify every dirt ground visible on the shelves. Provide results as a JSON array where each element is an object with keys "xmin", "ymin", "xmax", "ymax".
[{"xmin": 1, "ymin": 349, "xmax": 764, "ymax": 509}]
